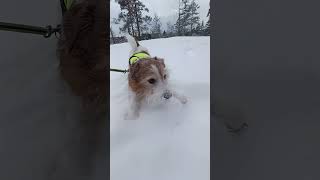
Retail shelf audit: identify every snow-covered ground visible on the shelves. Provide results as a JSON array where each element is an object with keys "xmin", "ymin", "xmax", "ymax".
[{"xmin": 110, "ymin": 36, "xmax": 210, "ymax": 180}]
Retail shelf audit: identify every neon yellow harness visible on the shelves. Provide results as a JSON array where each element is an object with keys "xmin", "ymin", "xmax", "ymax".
[
  {"xmin": 64, "ymin": 0, "xmax": 74, "ymax": 10},
  {"xmin": 129, "ymin": 52, "xmax": 150, "ymax": 64}
]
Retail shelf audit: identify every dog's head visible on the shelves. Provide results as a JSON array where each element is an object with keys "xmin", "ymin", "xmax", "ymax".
[{"xmin": 128, "ymin": 57, "xmax": 172, "ymax": 103}]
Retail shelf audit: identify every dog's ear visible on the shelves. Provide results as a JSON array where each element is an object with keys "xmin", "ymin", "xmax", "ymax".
[
  {"xmin": 129, "ymin": 62, "xmax": 140, "ymax": 80},
  {"xmin": 156, "ymin": 57, "xmax": 165, "ymax": 67}
]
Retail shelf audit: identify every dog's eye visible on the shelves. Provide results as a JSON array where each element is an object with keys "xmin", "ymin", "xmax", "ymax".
[
  {"xmin": 148, "ymin": 78, "xmax": 156, "ymax": 84},
  {"xmin": 164, "ymin": 75, "xmax": 167, "ymax": 79}
]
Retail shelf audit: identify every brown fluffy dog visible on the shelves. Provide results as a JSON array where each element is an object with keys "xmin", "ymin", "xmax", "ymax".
[
  {"xmin": 58, "ymin": 0, "xmax": 107, "ymax": 117},
  {"xmin": 125, "ymin": 35, "xmax": 187, "ymax": 119},
  {"xmin": 49, "ymin": 0, "xmax": 108, "ymax": 178}
]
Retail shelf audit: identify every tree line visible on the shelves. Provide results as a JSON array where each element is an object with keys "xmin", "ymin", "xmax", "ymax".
[{"xmin": 111, "ymin": 0, "xmax": 210, "ymax": 43}]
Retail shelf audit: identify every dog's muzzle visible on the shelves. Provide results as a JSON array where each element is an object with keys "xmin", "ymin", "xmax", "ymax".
[{"xmin": 163, "ymin": 90, "xmax": 172, "ymax": 100}]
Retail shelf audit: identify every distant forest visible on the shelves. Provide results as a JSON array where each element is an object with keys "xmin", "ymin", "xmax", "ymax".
[{"xmin": 111, "ymin": 0, "xmax": 211, "ymax": 44}]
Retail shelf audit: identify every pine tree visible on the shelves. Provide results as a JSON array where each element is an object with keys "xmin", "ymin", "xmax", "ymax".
[
  {"xmin": 167, "ymin": 22, "xmax": 175, "ymax": 36},
  {"xmin": 189, "ymin": 0, "xmax": 200, "ymax": 34},
  {"xmin": 201, "ymin": 20, "xmax": 205, "ymax": 35},
  {"xmin": 205, "ymin": 4, "xmax": 211, "ymax": 35},
  {"xmin": 132, "ymin": 0, "xmax": 150, "ymax": 38},
  {"xmin": 175, "ymin": 0, "xmax": 185, "ymax": 36},
  {"xmin": 176, "ymin": 0, "xmax": 181, "ymax": 35},
  {"xmin": 115, "ymin": 0, "xmax": 135, "ymax": 36},
  {"xmin": 195, "ymin": 20, "xmax": 205, "ymax": 35},
  {"xmin": 151, "ymin": 13, "xmax": 162, "ymax": 38},
  {"xmin": 179, "ymin": 0, "xmax": 191, "ymax": 35},
  {"xmin": 140, "ymin": 15, "xmax": 152, "ymax": 36},
  {"xmin": 163, "ymin": 30, "xmax": 167, "ymax": 37},
  {"xmin": 116, "ymin": 0, "xmax": 151, "ymax": 39},
  {"xmin": 175, "ymin": 0, "xmax": 201, "ymax": 36}
]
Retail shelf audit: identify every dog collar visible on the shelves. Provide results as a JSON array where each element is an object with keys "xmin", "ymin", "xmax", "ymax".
[{"xmin": 129, "ymin": 52, "xmax": 150, "ymax": 65}]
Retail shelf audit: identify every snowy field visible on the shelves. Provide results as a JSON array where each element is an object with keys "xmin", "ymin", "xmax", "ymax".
[{"xmin": 110, "ymin": 36, "xmax": 210, "ymax": 180}]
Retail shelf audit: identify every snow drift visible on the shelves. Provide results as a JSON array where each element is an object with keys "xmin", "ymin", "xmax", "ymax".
[{"xmin": 110, "ymin": 36, "xmax": 210, "ymax": 180}]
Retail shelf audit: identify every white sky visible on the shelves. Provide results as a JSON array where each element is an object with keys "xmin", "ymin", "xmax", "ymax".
[{"xmin": 110, "ymin": 0, "xmax": 210, "ymax": 35}]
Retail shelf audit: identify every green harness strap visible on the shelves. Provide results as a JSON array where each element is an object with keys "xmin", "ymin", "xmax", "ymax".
[
  {"xmin": 64, "ymin": 0, "xmax": 74, "ymax": 10},
  {"xmin": 129, "ymin": 52, "xmax": 150, "ymax": 64},
  {"xmin": 60, "ymin": 0, "xmax": 74, "ymax": 15}
]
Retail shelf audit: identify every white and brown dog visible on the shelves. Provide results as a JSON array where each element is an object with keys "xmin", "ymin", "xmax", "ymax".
[{"xmin": 125, "ymin": 35, "xmax": 187, "ymax": 119}]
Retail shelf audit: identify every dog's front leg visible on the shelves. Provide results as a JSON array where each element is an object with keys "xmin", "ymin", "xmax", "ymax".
[
  {"xmin": 172, "ymin": 90, "xmax": 188, "ymax": 104},
  {"xmin": 125, "ymin": 95, "xmax": 142, "ymax": 120}
]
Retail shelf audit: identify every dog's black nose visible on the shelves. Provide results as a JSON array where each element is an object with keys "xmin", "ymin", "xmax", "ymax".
[{"xmin": 163, "ymin": 91, "xmax": 172, "ymax": 99}]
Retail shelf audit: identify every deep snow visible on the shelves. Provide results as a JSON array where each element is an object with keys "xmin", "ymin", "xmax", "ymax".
[{"xmin": 110, "ymin": 36, "xmax": 210, "ymax": 180}]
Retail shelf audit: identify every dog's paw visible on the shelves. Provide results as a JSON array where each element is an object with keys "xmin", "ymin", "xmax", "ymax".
[
  {"xmin": 179, "ymin": 96, "xmax": 188, "ymax": 104},
  {"xmin": 172, "ymin": 91, "xmax": 188, "ymax": 104},
  {"xmin": 124, "ymin": 111, "xmax": 139, "ymax": 120}
]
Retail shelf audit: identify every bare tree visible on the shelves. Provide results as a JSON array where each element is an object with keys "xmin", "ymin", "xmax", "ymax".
[
  {"xmin": 115, "ymin": 0, "xmax": 151, "ymax": 39},
  {"xmin": 110, "ymin": 26, "xmax": 115, "ymax": 44}
]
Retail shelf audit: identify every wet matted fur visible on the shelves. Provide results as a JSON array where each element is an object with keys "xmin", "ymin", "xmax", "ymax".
[
  {"xmin": 49, "ymin": 0, "xmax": 108, "ymax": 178},
  {"xmin": 58, "ymin": 0, "xmax": 107, "ymax": 117}
]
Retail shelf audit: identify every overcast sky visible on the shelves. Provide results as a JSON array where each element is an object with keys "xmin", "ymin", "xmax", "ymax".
[{"xmin": 110, "ymin": 0, "xmax": 210, "ymax": 35}]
